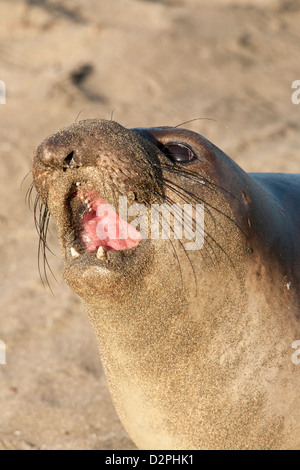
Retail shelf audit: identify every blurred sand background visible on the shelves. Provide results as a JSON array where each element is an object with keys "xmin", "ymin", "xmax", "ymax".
[{"xmin": 0, "ymin": 0, "xmax": 300, "ymax": 450}]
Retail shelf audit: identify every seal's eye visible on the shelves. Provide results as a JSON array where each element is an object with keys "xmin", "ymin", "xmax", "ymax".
[{"xmin": 164, "ymin": 143, "xmax": 196, "ymax": 164}]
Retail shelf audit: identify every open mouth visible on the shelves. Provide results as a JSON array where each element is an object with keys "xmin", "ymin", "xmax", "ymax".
[{"xmin": 68, "ymin": 183, "xmax": 142, "ymax": 260}]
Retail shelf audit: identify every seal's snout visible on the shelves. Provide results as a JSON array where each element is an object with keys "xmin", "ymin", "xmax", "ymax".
[
  {"xmin": 36, "ymin": 139, "xmax": 86, "ymax": 171},
  {"xmin": 35, "ymin": 120, "xmax": 116, "ymax": 173},
  {"xmin": 32, "ymin": 119, "xmax": 163, "ymax": 273}
]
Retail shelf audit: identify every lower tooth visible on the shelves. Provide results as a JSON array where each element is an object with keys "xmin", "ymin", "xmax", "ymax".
[
  {"xmin": 97, "ymin": 246, "xmax": 105, "ymax": 260},
  {"xmin": 71, "ymin": 247, "xmax": 80, "ymax": 259}
]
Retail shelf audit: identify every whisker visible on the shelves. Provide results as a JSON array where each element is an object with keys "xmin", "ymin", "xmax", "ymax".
[
  {"xmin": 174, "ymin": 117, "xmax": 218, "ymax": 128},
  {"xmin": 163, "ymin": 193, "xmax": 217, "ymax": 269},
  {"xmin": 160, "ymin": 162, "xmax": 242, "ymax": 206},
  {"xmin": 157, "ymin": 212, "xmax": 184, "ymax": 290},
  {"xmin": 161, "ymin": 181, "xmax": 239, "ymax": 272},
  {"xmin": 31, "ymin": 190, "xmax": 57, "ymax": 291},
  {"xmin": 75, "ymin": 107, "xmax": 88, "ymax": 123},
  {"xmin": 163, "ymin": 176, "xmax": 248, "ymax": 241},
  {"xmin": 21, "ymin": 170, "xmax": 33, "ymax": 191},
  {"xmin": 156, "ymin": 197, "xmax": 200, "ymax": 295},
  {"xmin": 37, "ymin": 205, "xmax": 56, "ymax": 292},
  {"xmin": 25, "ymin": 180, "xmax": 36, "ymax": 210},
  {"xmin": 163, "ymin": 179, "xmax": 219, "ymax": 234}
]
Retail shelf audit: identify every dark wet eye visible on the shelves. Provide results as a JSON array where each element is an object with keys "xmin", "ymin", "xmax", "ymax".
[{"xmin": 165, "ymin": 143, "xmax": 196, "ymax": 164}]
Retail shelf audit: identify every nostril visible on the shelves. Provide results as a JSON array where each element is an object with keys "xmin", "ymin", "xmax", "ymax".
[
  {"xmin": 63, "ymin": 151, "xmax": 82, "ymax": 171},
  {"xmin": 64, "ymin": 151, "xmax": 75, "ymax": 167}
]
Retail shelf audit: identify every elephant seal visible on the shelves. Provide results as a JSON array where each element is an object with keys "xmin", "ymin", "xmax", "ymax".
[{"xmin": 32, "ymin": 119, "xmax": 300, "ymax": 450}]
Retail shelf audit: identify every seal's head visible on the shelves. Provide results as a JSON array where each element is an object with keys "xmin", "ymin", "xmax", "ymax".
[
  {"xmin": 32, "ymin": 119, "xmax": 248, "ymax": 302},
  {"xmin": 32, "ymin": 119, "xmax": 300, "ymax": 449},
  {"xmin": 33, "ymin": 119, "xmax": 165, "ymax": 299}
]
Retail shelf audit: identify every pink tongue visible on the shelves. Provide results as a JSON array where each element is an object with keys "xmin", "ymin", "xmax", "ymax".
[{"xmin": 78, "ymin": 190, "xmax": 141, "ymax": 252}]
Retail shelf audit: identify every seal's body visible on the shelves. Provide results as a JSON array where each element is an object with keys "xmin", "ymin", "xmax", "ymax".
[{"xmin": 33, "ymin": 120, "xmax": 300, "ymax": 449}]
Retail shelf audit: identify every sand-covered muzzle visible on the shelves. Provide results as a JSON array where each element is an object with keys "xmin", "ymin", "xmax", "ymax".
[{"xmin": 32, "ymin": 119, "xmax": 167, "ymax": 271}]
